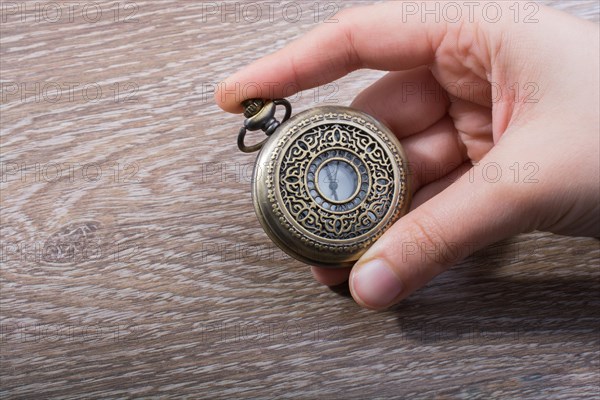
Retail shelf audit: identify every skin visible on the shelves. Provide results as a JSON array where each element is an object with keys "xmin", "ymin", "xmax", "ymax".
[{"xmin": 215, "ymin": 2, "xmax": 600, "ymax": 310}]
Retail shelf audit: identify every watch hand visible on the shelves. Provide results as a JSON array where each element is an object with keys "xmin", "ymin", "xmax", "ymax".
[
  {"xmin": 333, "ymin": 161, "xmax": 340, "ymax": 201},
  {"xmin": 329, "ymin": 179, "xmax": 339, "ymax": 201},
  {"xmin": 324, "ymin": 164, "xmax": 333, "ymax": 182},
  {"xmin": 333, "ymin": 160, "xmax": 339, "ymax": 180},
  {"xmin": 325, "ymin": 162, "xmax": 340, "ymax": 201},
  {"xmin": 329, "ymin": 182, "xmax": 338, "ymax": 200},
  {"xmin": 327, "ymin": 163, "xmax": 335, "ymax": 183}
]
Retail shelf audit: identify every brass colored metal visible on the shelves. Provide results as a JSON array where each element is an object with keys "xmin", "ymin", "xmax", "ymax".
[
  {"xmin": 237, "ymin": 99, "xmax": 292, "ymax": 153},
  {"xmin": 242, "ymin": 98, "xmax": 265, "ymax": 118},
  {"xmin": 248, "ymin": 104, "xmax": 411, "ymax": 268}
]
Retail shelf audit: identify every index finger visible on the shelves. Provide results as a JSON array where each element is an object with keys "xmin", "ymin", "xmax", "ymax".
[{"xmin": 215, "ymin": 2, "xmax": 447, "ymax": 113}]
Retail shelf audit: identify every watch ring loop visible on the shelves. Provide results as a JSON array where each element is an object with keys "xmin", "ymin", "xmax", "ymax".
[
  {"xmin": 237, "ymin": 99, "xmax": 293, "ymax": 153},
  {"xmin": 237, "ymin": 126, "xmax": 270, "ymax": 153}
]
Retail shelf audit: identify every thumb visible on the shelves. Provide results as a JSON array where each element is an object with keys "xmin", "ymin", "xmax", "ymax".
[{"xmin": 349, "ymin": 148, "xmax": 535, "ymax": 310}]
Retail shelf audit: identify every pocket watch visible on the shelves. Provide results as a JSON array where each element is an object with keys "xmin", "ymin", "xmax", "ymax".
[{"xmin": 237, "ymin": 98, "xmax": 411, "ymax": 268}]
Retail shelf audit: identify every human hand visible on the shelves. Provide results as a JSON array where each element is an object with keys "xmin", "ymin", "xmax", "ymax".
[{"xmin": 215, "ymin": 2, "xmax": 599, "ymax": 310}]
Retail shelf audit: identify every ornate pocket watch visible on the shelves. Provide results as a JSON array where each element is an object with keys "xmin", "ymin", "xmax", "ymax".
[{"xmin": 237, "ymin": 98, "xmax": 411, "ymax": 268}]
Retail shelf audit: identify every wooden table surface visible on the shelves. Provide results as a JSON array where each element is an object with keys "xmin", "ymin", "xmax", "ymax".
[{"xmin": 1, "ymin": 1, "xmax": 599, "ymax": 398}]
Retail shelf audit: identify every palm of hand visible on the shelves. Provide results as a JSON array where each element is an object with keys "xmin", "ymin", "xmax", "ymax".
[{"xmin": 217, "ymin": 3, "xmax": 599, "ymax": 309}]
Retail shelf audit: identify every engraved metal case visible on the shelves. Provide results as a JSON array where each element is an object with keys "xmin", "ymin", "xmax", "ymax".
[{"xmin": 252, "ymin": 106, "xmax": 411, "ymax": 268}]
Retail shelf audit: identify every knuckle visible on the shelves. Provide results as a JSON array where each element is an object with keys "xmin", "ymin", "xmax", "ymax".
[{"xmin": 403, "ymin": 210, "xmax": 458, "ymax": 270}]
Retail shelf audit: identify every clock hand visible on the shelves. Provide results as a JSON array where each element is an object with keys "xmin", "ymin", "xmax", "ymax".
[
  {"xmin": 333, "ymin": 162, "xmax": 342, "ymax": 200},
  {"xmin": 328, "ymin": 163, "xmax": 336, "ymax": 183},
  {"xmin": 333, "ymin": 160, "xmax": 340, "ymax": 180},
  {"xmin": 325, "ymin": 162, "xmax": 339, "ymax": 201},
  {"xmin": 329, "ymin": 181, "xmax": 338, "ymax": 200},
  {"xmin": 328, "ymin": 176, "xmax": 339, "ymax": 201},
  {"xmin": 324, "ymin": 163, "xmax": 334, "ymax": 182}
]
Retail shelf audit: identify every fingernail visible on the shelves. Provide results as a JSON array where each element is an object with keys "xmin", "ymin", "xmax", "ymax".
[{"xmin": 351, "ymin": 259, "xmax": 403, "ymax": 309}]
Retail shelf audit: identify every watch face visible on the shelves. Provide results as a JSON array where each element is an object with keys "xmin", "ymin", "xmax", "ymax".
[
  {"xmin": 252, "ymin": 106, "xmax": 410, "ymax": 268},
  {"xmin": 316, "ymin": 158, "xmax": 359, "ymax": 203},
  {"xmin": 309, "ymin": 150, "xmax": 369, "ymax": 211}
]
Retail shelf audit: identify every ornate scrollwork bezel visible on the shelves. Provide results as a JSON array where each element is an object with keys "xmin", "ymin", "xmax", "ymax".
[{"xmin": 252, "ymin": 106, "xmax": 410, "ymax": 268}]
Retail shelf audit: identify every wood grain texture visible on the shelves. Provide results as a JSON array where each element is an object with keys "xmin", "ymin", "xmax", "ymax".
[{"xmin": 1, "ymin": 1, "xmax": 599, "ymax": 398}]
